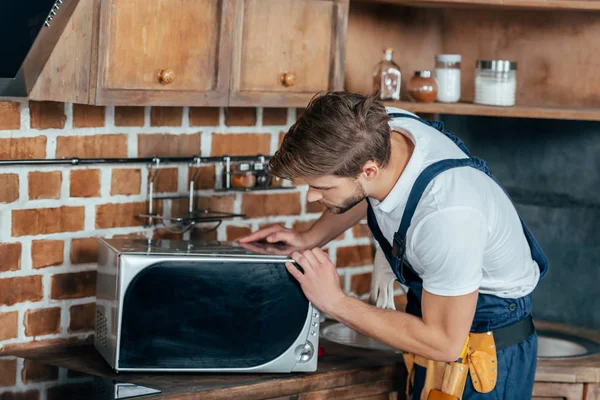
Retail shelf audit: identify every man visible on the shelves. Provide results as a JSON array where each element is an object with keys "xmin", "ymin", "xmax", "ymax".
[{"xmin": 240, "ymin": 92, "xmax": 547, "ymax": 399}]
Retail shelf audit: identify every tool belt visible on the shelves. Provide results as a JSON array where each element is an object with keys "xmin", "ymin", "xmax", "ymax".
[{"xmin": 404, "ymin": 315, "xmax": 536, "ymax": 400}]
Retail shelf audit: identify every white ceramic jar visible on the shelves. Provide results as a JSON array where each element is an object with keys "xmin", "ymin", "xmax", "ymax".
[
  {"xmin": 435, "ymin": 54, "xmax": 462, "ymax": 103},
  {"xmin": 474, "ymin": 59, "xmax": 517, "ymax": 107}
]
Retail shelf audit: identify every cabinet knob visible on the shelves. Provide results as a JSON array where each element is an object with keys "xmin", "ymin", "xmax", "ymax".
[
  {"xmin": 280, "ymin": 72, "xmax": 297, "ymax": 87},
  {"xmin": 157, "ymin": 69, "xmax": 176, "ymax": 84}
]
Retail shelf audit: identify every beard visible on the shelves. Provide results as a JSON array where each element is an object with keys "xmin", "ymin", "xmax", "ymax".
[{"xmin": 321, "ymin": 182, "xmax": 366, "ymax": 215}]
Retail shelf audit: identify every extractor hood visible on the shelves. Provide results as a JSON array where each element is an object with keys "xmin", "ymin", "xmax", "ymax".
[{"xmin": 0, "ymin": 0, "xmax": 79, "ymax": 97}]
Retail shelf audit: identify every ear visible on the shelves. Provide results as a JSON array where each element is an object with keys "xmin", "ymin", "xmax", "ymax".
[{"xmin": 361, "ymin": 160, "xmax": 380, "ymax": 181}]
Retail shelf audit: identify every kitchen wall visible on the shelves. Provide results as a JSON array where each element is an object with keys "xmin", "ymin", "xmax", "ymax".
[
  {"xmin": 441, "ymin": 115, "xmax": 600, "ymax": 330},
  {"xmin": 0, "ymin": 100, "xmax": 378, "ymax": 352}
]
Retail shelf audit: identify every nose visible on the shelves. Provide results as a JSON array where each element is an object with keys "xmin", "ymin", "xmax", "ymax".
[{"xmin": 306, "ymin": 187, "xmax": 323, "ymax": 203}]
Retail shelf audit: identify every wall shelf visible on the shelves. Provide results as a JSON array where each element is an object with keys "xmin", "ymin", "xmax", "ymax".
[
  {"xmin": 386, "ymin": 101, "xmax": 600, "ymax": 121},
  {"xmin": 355, "ymin": 0, "xmax": 600, "ymax": 11}
]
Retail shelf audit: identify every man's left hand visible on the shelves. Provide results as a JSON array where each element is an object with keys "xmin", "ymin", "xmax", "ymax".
[{"xmin": 286, "ymin": 248, "xmax": 347, "ymax": 315}]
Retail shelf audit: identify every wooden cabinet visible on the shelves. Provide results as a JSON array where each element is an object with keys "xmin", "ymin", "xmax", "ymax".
[
  {"xmin": 95, "ymin": 0, "xmax": 234, "ymax": 106},
  {"xmin": 28, "ymin": 0, "xmax": 348, "ymax": 107},
  {"xmin": 229, "ymin": 0, "xmax": 348, "ymax": 107}
]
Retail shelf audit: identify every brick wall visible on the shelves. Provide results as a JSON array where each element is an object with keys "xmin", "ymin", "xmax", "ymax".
[{"xmin": 0, "ymin": 99, "xmax": 389, "ymax": 352}]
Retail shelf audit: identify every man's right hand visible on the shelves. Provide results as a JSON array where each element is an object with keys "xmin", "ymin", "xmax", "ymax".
[{"xmin": 238, "ymin": 224, "xmax": 312, "ymax": 252}]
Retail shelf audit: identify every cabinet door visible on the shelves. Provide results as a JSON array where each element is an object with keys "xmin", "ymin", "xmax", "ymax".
[
  {"xmin": 532, "ymin": 382, "xmax": 585, "ymax": 400},
  {"xmin": 229, "ymin": 0, "xmax": 349, "ymax": 107},
  {"xmin": 95, "ymin": 0, "xmax": 234, "ymax": 105}
]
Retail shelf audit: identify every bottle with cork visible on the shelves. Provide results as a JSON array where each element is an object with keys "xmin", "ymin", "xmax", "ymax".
[{"xmin": 372, "ymin": 48, "xmax": 401, "ymax": 101}]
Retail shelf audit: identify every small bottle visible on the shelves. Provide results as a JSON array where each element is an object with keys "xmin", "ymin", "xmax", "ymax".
[
  {"xmin": 372, "ymin": 48, "xmax": 401, "ymax": 101},
  {"xmin": 407, "ymin": 71, "xmax": 438, "ymax": 103}
]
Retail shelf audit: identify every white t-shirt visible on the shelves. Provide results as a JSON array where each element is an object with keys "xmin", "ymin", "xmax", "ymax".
[{"xmin": 368, "ymin": 107, "xmax": 540, "ymax": 298}]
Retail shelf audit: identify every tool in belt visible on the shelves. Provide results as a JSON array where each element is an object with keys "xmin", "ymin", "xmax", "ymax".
[{"xmin": 404, "ymin": 315, "xmax": 536, "ymax": 400}]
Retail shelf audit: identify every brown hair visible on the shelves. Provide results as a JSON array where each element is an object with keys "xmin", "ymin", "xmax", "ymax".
[{"xmin": 269, "ymin": 92, "xmax": 391, "ymax": 179}]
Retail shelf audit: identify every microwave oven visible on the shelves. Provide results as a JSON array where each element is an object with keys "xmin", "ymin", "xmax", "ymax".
[{"xmin": 94, "ymin": 238, "xmax": 319, "ymax": 373}]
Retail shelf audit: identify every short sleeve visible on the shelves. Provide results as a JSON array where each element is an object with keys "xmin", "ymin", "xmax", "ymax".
[{"xmin": 410, "ymin": 207, "xmax": 489, "ymax": 296}]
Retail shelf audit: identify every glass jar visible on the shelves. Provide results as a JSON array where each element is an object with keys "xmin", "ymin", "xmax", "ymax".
[
  {"xmin": 407, "ymin": 71, "xmax": 438, "ymax": 103},
  {"xmin": 252, "ymin": 162, "xmax": 270, "ymax": 188},
  {"xmin": 435, "ymin": 54, "xmax": 461, "ymax": 103},
  {"xmin": 227, "ymin": 162, "xmax": 256, "ymax": 189},
  {"xmin": 372, "ymin": 48, "xmax": 401, "ymax": 101},
  {"xmin": 474, "ymin": 60, "xmax": 517, "ymax": 107}
]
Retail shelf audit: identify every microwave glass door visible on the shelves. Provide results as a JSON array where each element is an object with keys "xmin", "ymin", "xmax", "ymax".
[{"xmin": 119, "ymin": 260, "xmax": 308, "ymax": 369}]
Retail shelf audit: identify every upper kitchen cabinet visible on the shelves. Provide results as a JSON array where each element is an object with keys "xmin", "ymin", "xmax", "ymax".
[
  {"xmin": 25, "ymin": 0, "xmax": 348, "ymax": 107},
  {"xmin": 228, "ymin": 0, "xmax": 349, "ymax": 107},
  {"xmin": 95, "ymin": 0, "xmax": 234, "ymax": 106}
]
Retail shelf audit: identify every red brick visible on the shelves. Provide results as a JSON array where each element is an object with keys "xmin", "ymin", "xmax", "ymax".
[
  {"xmin": 336, "ymin": 245, "xmax": 375, "ymax": 268},
  {"xmin": 68, "ymin": 303, "xmax": 95, "ymax": 333},
  {"xmin": 0, "ymin": 137, "xmax": 46, "ymax": 160},
  {"xmin": 350, "ymin": 272, "xmax": 372, "ymax": 295},
  {"xmin": 190, "ymin": 229, "xmax": 218, "ymax": 241},
  {"xmin": 115, "ymin": 106, "xmax": 145, "ymax": 127},
  {"xmin": 31, "ymin": 240, "xmax": 64, "ymax": 269},
  {"xmin": 188, "ymin": 165, "xmax": 216, "ymax": 190},
  {"xmin": 306, "ymin": 199, "xmax": 326, "ymax": 214},
  {"xmin": 211, "ymin": 133, "xmax": 271, "ymax": 156},
  {"xmin": 0, "ymin": 243, "xmax": 21, "ymax": 272},
  {"xmin": 352, "ymin": 223, "xmax": 372, "ymax": 238},
  {"xmin": 72, "ymin": 104, "xmax": 105, "ymax": 128},
  {"xmin": 150, "ymin": 107, "xmax": 183, "ymax": 127},
  {"xmin": 0, "ymin": 173, "xmax": 19, "ymax": 203},
  {"xmin": 278, "ymin": 132, "xmax": 286, "ymax": 148},
  {"xmin": 263, "ymin": 108, "xmax": 288, "ymax": 126},
  {"xmin": 0, "ymin": 358, "xmax": 17, "ymax": 386},
  {"xmin": 22, "ymin": 359, "xmax": 59, "ymax": 383},
  {"xmin": 242, "ymin": 192, "xmax": 301, "ymax": 218},
  {"xmin": 152, "ymin": 229, "xmax": 183, "ymax": 240},
  {"xmin": 95, "ymin": 202, "xmax": 160, "ymax": 229},
  {"xmin": 28, "ymin": 171, "xmax": 62, "ymax": 200},
  {"xmin": 0, "ymin": 390, "xmax": 40, "ymax": 400},
  {"xmin": 70, "ymin": 238, "xmax": 99, "ymax": 264},
  {"xmin": 50, "ymin": 271, "xmax": 96, "ymax": 300},
  {"xmin": 172, "ymin": 195, "xmax": 235, "ymax": 217},
  {"xmin": 138, "ymin": 133, "xmax": 201, "ymax": 157},
  {"xmin": 189, "ymin": 107, "xmax": 220, "ymax": 126},
  {"xmin": 56, "ymin": 134, "xmax": 128, "ymax": 158},
  {"xmin": 24, "ymin": 308, "xmax": 61, "ymax": 336},
  {"xmin": 226, "ymin": 226, "xmax": 252, "ymax": 241},
  {"xmin": 0, "ymin": 276, "xmax": 43, "ymax": 306},
  {"xmin": 12, "ymin": 206, "xmax": 85, "ymax": 237},
  {"xmin": 29, "ymin": 101, "xmax": 65, "ymax": 130},
  {"xmin": 111, "ymin": 169, "xmax": 141, "ymax": 195},
  {"xmin": 153, "ymin": 167, "xmax": 178, "ymax": 193},
  {"xmin": 70, "ymin": 169, "xmax": 100, "ymax": 198},
  {"xmin": 0, "ymin": 101, "xmax": 21, "ymax": 130},
  {"xmin": 293, "ymin": 220, "xmax": 316, "ymax": 233},
  {"xmin": 225, "ymin": 107, "xmax": 256, "ymax": 126},
  {"xmin": 0, "ymin": 312, "xmax": 18, "ymax": 341}
]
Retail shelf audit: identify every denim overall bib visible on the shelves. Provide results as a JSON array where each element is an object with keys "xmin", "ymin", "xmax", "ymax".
[{"xmin": 367, "ymin": 113, "xmax": 549, "ymax": 399}]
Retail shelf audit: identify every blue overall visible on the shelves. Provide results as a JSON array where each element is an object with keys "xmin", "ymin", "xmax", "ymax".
[{"xmin": 367, "ymin": 113, "xmax": 549, "ymax": 399}]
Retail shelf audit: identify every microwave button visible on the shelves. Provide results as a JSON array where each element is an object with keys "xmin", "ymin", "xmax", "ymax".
[
  {"xmin": 311, "ymin": 330, "xmax": 316, "ymax": 336},
  {"xmin": 312, "ymin": 322, "xmax": 317, "ymax": 327},
  {"xmin": 313, "ymin": 312, "xmax": 319, "ymax": 318}
]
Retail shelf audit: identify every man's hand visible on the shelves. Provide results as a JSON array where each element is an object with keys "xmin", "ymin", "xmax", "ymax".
[
  {"xmin": 238, "ymin": 224, "xmax": 312, "ymax": 252},
  {"xmin": 286, "ymin": 248, "xmax": 347, "ymax": 315}
]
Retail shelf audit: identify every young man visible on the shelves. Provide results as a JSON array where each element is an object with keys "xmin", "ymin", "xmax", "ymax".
[{"xmin": 239, "ymin": 92, "xmax": 547, "ymax": 399}]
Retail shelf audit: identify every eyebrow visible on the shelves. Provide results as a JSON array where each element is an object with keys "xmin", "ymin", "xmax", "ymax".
[{"xmin": 309, "ymin": 185, "xmax": 334, "ymax": 190}]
